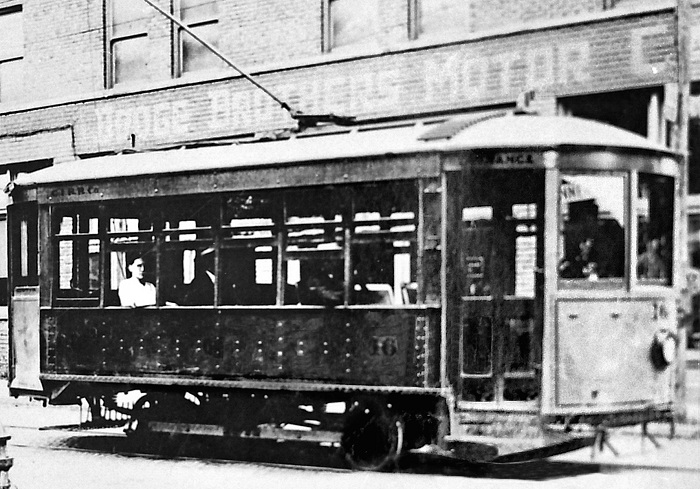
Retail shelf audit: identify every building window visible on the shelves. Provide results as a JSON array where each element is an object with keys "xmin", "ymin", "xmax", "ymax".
[
  {"xmin": 177, "ymin": 0, "xmax": 223, "ymax": 75},
  {"xmin": 324, "ymin": 0, "xmax": 380, "ymax": 52},
  {"xmin": 410, "ymin": 0, "xmax": 470, "ymax": 40},
  {"xmin": 0, "ymin": 6, "xmax": 24, "ymax": 103},
  {"xmin": 107, "ymin": 0, "xmax": 152, "ymax": 86}
]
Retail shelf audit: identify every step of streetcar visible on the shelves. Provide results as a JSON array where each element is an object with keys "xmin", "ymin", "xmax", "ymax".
[
  {"xmin": 443, "ymin": 431, "xmax": 595, "ymax": 463},
  {"xmin": 454, "ymin": 410, "xmax": 544, "ymax": 438}
]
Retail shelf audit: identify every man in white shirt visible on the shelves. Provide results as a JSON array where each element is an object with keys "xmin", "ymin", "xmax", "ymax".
[{"xmin": 118, "ymin": 257, "xmax": 156, "ymax": 307}]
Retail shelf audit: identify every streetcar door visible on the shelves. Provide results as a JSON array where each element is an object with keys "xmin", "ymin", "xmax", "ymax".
[
  {"xmin": 458, "ymin": 169, "xmax": 544, "ymax": 404},
  {"xmin": 8, "ymin": 202, "xmax": 42, "ymax": 392}
]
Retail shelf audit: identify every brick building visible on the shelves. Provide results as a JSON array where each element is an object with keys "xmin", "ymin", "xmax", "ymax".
[{"xmin": 0, "ymin": 0, "xmax": 699, "ymax": 375}]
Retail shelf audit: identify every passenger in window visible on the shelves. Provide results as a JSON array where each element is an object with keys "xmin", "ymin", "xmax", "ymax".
[
  {"xmin": 638, "ymin": 238, "xmax": 668, "ymax": 280},
  {"xmin": 559, "ymin": 238, "xmax": 599, "ymax": 280},
  {"xmin": 299, "ymin": 262, "xmax": 343, "ymax": 306},
  {"xmin": 118, "ymin": 257, "xmax": 156, "ymax": 307},
  {"xmin": 182, "ymin": 248, "xmax": 215, "ymax": 305}
]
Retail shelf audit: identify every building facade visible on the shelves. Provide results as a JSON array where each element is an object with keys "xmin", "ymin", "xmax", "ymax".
[{"xmin": 1, "ymin": 0, "xmax": 700, "ymax": 375}]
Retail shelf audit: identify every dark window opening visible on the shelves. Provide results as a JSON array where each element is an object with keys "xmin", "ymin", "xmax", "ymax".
[
  {"xmin": 48, "ymin": 181, "xmax": 432, "ymax": 309},
  {"xmin": 559, "ymin": 89, "xmax": 652, "ymax": 137}
]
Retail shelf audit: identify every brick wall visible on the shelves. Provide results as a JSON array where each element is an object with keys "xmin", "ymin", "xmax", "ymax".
[
  {"xmin": 471, "ymin": 0, "xmax": 602, "ymax": 32},
  {"xmin": 12, "ymin": 0, "xmax": 331, "ymax": 104},
  {"xmin": 1, "ymin": 8, "xmax": 680, "ymax": 155},
  {"xmin": 0, "ymin": 1, "xmax": 694, "ymax": 157},
  {"xmin": 10, "ymin": 0, "xmax": 675, "ymax": 108}
]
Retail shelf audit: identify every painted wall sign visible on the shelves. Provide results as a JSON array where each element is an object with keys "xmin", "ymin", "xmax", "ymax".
[{"xmin": 1, "ymin": 13, "xmax": 680, "ymax": 158}]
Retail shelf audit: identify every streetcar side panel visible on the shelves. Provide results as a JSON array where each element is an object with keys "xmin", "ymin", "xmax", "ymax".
[{"xmin": 41, "ymin": 308, "xmax": 441, "ymax": 390}]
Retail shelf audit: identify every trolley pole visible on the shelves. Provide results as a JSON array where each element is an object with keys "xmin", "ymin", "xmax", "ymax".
[
  {"xmin": 0, "ymin": 420, "xmax": 12, "ymax": 489},
  {"xmin": 673, "ymin": 0, "xmax": 692, "ymax": 421}
]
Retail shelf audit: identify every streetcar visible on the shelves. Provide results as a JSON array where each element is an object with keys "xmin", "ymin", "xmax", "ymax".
[{"xmin": 6, "ymin": 112, "xmax": 681, "ymax": 469}]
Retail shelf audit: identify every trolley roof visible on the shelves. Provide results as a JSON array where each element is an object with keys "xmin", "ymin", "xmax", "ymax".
[{"xmin": 13, "ymin": 113, "xmax": 676, "ymax": 189}]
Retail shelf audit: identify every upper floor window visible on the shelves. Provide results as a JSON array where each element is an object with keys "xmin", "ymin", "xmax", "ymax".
[
  {"xmin": 0, "ymin": 6, "xmax": 24, "ymax": 102},
  {"xmin": 325, "ymin": 0, "xmax": 380, "ymax": 51},
  {"xmin": 411, "ymin": 0, "xmax": 470, "ymax": 40},
  {"xmin": 177, "ymin": 0, "xmax": 223, "ymax": 75},
  {"xmin": 108, "ymin": 0, "xmax": 152, "ymax": 86}
]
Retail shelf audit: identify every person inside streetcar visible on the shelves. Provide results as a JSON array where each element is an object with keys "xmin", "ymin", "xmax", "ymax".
[
  {"xmin": 559, "ymin": 237, "xmax": 599, "ymax": 280},
  {"xmin": 637, "ymin": 237, "xmax": 668, "ymax": 279},
  {"xmin": 181, "ymin": 249, "xmax": 216, "ymax": 305},
  {"xmin": 118, "ymin": 256, "xmax": 157, "ymax": 307}
]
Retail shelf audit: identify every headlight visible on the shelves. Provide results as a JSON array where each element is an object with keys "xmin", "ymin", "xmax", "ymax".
[{"xmin": 650, "ymin": 329, "xmax": 677, "ymax": 370}]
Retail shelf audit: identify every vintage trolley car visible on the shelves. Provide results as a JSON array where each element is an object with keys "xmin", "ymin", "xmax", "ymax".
[{"xmin": 7, "ymin": 112, "xmax": 680, "ymax": 469}]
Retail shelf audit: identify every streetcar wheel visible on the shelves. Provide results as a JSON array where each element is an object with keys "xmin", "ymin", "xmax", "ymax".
[
  {"xmin": 127, "ymin": 393, "xmax": 159, "ymax": 436},
  {"xmin": 341, "ymin": 399, "xmax": 404, "ymax": 471}
]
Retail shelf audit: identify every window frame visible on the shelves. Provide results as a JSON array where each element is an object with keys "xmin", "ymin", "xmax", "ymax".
[
  {"xmin": 408, "ymin": 0, "xmax": 471, "ymax": 41},
  {"xmin": 0, "ymin": 5, "xmax": 24, "ymax": 103},
  {"xmin": 174, "ymin": 0, "xmax": 221, "ymax": 77},
  {"xmin": 105, "ymin": 0, "xmax": 151, "ymax": 88},
  {"xmin": 322, "ymin": 0, "xmax": 381, "ymax": 53},
  {"xmin": 634, "ymin": 171, "xmax": 674, "ymax": 287},
  {"xmin": 53, "ymin": 205, "xmax": 103, "ymax": 305},
  {"xmin": 557, "ymin": 171, "xmax": 629, "ymax": 290}
]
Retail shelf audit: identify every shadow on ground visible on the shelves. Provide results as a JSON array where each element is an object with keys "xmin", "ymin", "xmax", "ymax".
[{"xmin": 53, "ymin": 430, "xmax": 602, "ymax": 480}]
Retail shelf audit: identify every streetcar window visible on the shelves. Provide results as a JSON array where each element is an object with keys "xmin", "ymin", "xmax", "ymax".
[
  {"xmin": 286, "ymin": 187, "xmax": 346, "ymax": 306},
  {"xmin": 55, "ymin": 207, "xmax": 101, "ymax": 301},
  {"xmin": 107, "ymin": 204, "xmax": 156, "ymax": 306},
  {"xmin": 221, "ymin": 192, "xmax": 279, "ymax": 305},
  {"xmin": 558, "ymin": 174, "xmax": 626, "ymax": 287},
  {"xmin": 162, "ymin": 197, "xmax": 217, "ymax": 306},
  {"xmin": 49, "ymin": 181, "xmax": 430, "ymax": 308},
  {"xmin": 351, "ymin": 181, "xmax": 417, "ymax": 305},
  {"xmin": 10, "ymin": 204, "xmax": 39, "ymax": 288},
  {"xmin": 636, "ymin": 174, "xmax": 673, "ymax": 285},
  {"xmin": 19, "ymin": 219, "xmax": 28, "ymax": 278}
]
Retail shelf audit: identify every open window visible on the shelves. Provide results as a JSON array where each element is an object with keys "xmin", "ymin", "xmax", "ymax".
[
  {"xmin": 285, "ymin": 187, "xmax": 346, "ymax": 306},
  {"xmin": 221, "ymin": 191, "xmax": 279, "ymax": 305},
  {"xmin": 54, "ymin": 206, "xmax": 100, "ymax": 304},
  {"xmin": 106, "ymin": 203, "xmax": 156, "ymax": 306},
  {"xmin": 161, "ymin": 197, "xmax": 218, "ymax": 306},
  {"xmin": 351, "ymin": 181, "xmax": 418, "ymax": 305}
]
